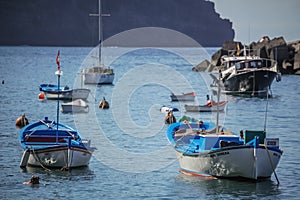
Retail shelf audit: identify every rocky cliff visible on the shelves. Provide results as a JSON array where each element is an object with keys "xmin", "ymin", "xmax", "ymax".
[{"xmin": 0, "ymin": 0, "xmax": 234, "ymax": 47}]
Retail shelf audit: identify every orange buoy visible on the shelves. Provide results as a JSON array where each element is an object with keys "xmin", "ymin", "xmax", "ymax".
[{"xmin": 38, "ymin": 93, "xmax": 45, "ymax": 100}]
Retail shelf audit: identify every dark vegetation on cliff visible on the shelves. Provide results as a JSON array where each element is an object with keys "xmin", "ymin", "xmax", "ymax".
[{"xmin": 0, "ymin": 0, "xmax": 234, "ymax": 47}]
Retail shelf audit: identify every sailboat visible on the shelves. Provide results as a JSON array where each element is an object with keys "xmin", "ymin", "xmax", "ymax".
[
  {"xmin": 166, "ymin": 74, "xmax": 283, "ymax": 181},
  {"xmin": 19, "ymin": 51, "xmax": 94, "ymax": 169},
  {"xmin": 82, "ymin": 0, "xmax": 114, "ymax": 84}
]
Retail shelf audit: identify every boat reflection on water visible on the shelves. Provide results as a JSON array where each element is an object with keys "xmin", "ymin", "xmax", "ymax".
[{"xmin": 176, "ymin": 173, "xmax": 281, "ymax": 198}]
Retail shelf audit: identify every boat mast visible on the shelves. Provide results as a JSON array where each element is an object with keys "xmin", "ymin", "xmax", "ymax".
[
  {"xmin": 216, "ymin": 71, "xmax": 221, "ymax": 133},
  {"xmin": 99, "ymin": 0, "xmax": 103, "ymax": 65},
  {"xmin": 89, "ymin": 0, "xmax": 110, "ymax": 66},
  {"xmin": 55, "ymin": 50, "xmax": 62, "ymax": 143}
]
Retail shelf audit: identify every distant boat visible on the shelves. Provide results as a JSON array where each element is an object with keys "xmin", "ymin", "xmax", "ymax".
[
  {"xmin": 61, "ymin": 99, "xmax": 89, "ymax": 113},
  {"xmin": 170, "ymin": 92, "xmax": 196, "ymax": 102},
  {"xmin": 39, "ymin": 84, "xmax": 90, "ymax": 100},
  {"xmin": 213, "ymin": 46, "xmax": 281, "ymax": 96},
  {"xmin": 184, "ymin": 100, "xmax": 227, "ymax": 112},
  {"xmin": 160, "ymin": 105, "xmax": 179, "ymax": 114},
  {"xmin": 82, "ymin": 0, "xmax": 114, "ymax": 84},
  {"xmin": 19, "ymin": 50, "xmax": 94, "ymax": 169},
  {"xmin": 166, "ymin": 120, "xmax": 283, "ymax": 180}
]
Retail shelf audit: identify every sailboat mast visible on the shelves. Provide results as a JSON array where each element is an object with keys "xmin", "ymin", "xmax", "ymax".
[
  {"xmin": 98, "ymin": 0, "xmax": 102, "ymax": 65},
  {"xmin": 90, "ymin": 0, "xmax": 110, "ymax": 66}
]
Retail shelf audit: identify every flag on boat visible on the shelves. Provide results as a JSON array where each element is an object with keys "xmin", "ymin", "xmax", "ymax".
[{"xmin": 56, "ymin": 50, "xmax": 60, "ymax": 71}]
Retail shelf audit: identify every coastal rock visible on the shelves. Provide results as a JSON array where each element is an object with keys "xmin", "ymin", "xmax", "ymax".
[
  {"xmin": 192, "ymin": 60, "xmax": 211, "ymax": 72},
  {"xmin": 196, "ymin": 36, "xmax": 300, "ymax": 75}
]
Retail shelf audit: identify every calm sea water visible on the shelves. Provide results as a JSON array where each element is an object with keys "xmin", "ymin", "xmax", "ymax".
[{"xmin": 0, "ymin": 46, "xmax": 300, "ymax": 199}]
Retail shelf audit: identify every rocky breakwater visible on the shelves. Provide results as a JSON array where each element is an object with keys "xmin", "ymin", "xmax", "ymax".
[{"xmin": 193, "ymin": 36, "xmax": 300, "ymax": 75}]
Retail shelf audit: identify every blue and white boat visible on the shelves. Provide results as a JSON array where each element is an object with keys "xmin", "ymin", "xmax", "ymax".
[
  {"xmin": 39, "ymin": 84, "xmax": 90, "ymax": 100},
  {"xmin": 19, "ymin": 50, "xmax": 94, "ymax": 169},
  {"xmin": 160, "ymin": 105, "xmax": 179, "ymax": 114},
  {"xmin": 19, "ymin": 117, "xmax": 94, "ymax": 168},
  {"xmin": 166, "ymin": 121, "xmax": 283, "ymax": 180}
]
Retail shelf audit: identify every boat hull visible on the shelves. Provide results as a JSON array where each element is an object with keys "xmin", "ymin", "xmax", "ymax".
[
  {"xmin": 61, "ymin": 99, "xmax": 89, "ymax": 113},
  {"xmin": 176, "ymin": 146, "xmax": 282, "ymax": 179},
  {"xmin": 44, "ymin": 88, "xmax": 90, "ymax": 100},
  {"xmin": 61, "ymin": 105, "xmax": 89, "ymax": 113},
  {"xmin": 25, "ymin": 146, "xmax": 92, "ymax": 168},
  {"xmin": 222, "ymin": 70, "xmax": 277, "ymax": 96},
  {"xmin": 83, "ymin": 73, "xmax": 114, "ymax": 84},
  {"xmin": 170, "ymin": 93, "xmax": 196, "ymax": 101}
]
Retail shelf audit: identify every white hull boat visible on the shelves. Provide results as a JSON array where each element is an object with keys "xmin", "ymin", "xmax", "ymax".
[
  {"xmin": 167, "ymin": 122, "xmax": 283, "ymax": 180},
  {"xmin": 82, "ymin": 69, "xmax": 114, "ymax": 84},
  {"xmin": 184, "ymin": 101, "xmax": 227, "ymax": 112},
  {"xmin": 170, "ymin": 92, "xmax": 196, "ymax": 101},
  {"xmin": 61, "ymin": 99, "xmax": 89, "ymax": 113},
  {"xmin": 40, "ymin": 84, "xmax": 90, "ymax": 100},
  {"xmin": 82, "ymin": 1, "xmax": 114, "ymax": 85}
]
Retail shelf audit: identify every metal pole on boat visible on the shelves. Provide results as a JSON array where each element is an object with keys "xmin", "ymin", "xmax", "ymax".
[
  {"xmin": 55, "ymin": 50, "xmax": 62, "ymax": 143},
  {"xmin": 216, "ymin": 71, "xmax": 221, "ymax": 133}
]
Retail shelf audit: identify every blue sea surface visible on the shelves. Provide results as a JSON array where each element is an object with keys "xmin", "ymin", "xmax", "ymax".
[{"xmin": 0, "ymin": 46, "xmax": 299, "ymax": 199}]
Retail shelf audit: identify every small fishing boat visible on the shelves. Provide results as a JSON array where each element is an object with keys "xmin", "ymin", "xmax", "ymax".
[
  {"xmin": 160, "ymin": 105, "xmax": 179, "ymax": 114},
  {"xmin": 61, "ymin": 99, "xmax": 89, "ymax": 113},
  {"xmin": 167, "ymin": 75, "xmax": 283, "ymax": 181},
  {"xmin": 166, "ymin": 120, "xmax": 283, "ymax": 180},
  {"xmin": 170, "ymin": 92, "xmax": 196, "ymax": 101},
  {"xmin": 184, "ymin": 101, "xmax": 227, "ymax": 112},
  {"xmin": 19, "ymin": 50, "xmax": 94, "ymax": 169},
  {"xmin": 19, "ymin": 117, "xmax": 94, "ymax": 168},
  {"xmin": 39, "ymin": 84, "xmax": 90, "ymax": 100}
]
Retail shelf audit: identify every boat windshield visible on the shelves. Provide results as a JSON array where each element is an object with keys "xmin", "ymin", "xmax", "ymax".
[{"xmin": 235, "ymin": 60, "xmax": 263, "ymax": 70}]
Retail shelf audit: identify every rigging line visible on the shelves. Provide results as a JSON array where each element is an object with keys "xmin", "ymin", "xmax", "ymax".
[
  {"xmin": 31, "ymin": 148, "xmax": 51, "ymax": 172},
  {"xmin": 264, "ymin": 144, "xmax": 280, "ymax": 185},
  {"xmin": 264, "ymin": 87, "xmax": 269, "ymax": 132}
]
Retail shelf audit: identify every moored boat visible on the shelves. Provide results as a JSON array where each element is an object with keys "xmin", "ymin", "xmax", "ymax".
[
  {"xmin": 166, "ymin": 121, "xmax": 283, "ymax": 180},
  {"xmin": 184, "ymin": 100, "xmax": 227, "ymax": 112},
  {"xmin": 170, "ymin": 92, "xmax": 196, "ymax": 101},
  {"xmin": 39, "ymin": 84, "xmax": 90, "ymax": 100},
  {"xmin": 160, "ymin": 105, "xmax": 179, "ymax": 114},
  {"xmin": 61, "ymin": 99, "xmax": 89, "ymax": 113},
  {"xmin": 19, "ymin": 50, "xmax": 94, "ymax": 169},
  {"xmin": 82, "ymin": 0, "xmax": 114, "ymax": 85},
  {"xmin": 213, "ymin": 47, "xmax": 281, "ymax": 96},
  {"xmin": 19, "ymin": 117, "xmax": 94, "ymax": 168}
]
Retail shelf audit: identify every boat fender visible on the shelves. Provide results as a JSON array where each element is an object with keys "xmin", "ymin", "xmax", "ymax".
[
  {"xmin": 276, "ymin": 73, "xmax": 282, "ymax": 82},
  {"xmin": 15, "ymin": 114, "xmax": 29, "ymax": 128}
]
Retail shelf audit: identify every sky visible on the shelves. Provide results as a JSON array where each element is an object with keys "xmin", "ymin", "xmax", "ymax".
[{"xmin": 210, "ymin": 0, "xmax": 300, "ymax": 44}]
